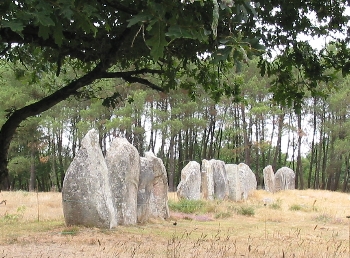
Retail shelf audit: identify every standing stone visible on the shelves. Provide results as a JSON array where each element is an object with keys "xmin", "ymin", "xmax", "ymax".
[
  {"xmin": 145, "ymin": 151, "xmax": 169, "ymax": 219},
  {"xmin": 212, "ymin": 160, "xmax": 229, "ymax": 200},
  {"xmin": 263, "ymin": 165, "xmax": 275, "ymax": 192},
  {"xmin": 62, "ymin": 129, "xmax": 117, "ymax": 228},
  {"xmin": 226, "ymin": 163, "xmax": 257, "ymax": 201},
  {"xmin": 201, "ymin": 159, "xmax": 214, "ymax": 200},
  {"xmin": 177, "ymin": 161, "xmax": 201, "ymax": 200},
  {"xmin": 201, "ymin": 159, "xmax": 228, "ymax": 200},
  {"xmin": 225, "ymin": 164, "xmax": 241, "ymax": 201},
  {"xmin": 137, "ymin": 157, "xmax": 154, "ymax": 223},
  {"xmin": 106, "ymin": 137, "xmax": 140, "ymax": 225},
  {"xmin": 238, "ymin": 163, "xmax": 257, "ymax": 200},
  {"xmin": 275, "ymin": 167, "xmax": 295, "ymax": 191}
]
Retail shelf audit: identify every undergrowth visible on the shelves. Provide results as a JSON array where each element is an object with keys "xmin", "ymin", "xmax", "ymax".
[{"xmin": 168, "ymin": 199, "xmax": 207, "ymax": 214}]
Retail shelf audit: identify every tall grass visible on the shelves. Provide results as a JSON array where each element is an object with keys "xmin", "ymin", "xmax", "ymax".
[{"xmin": 0, "ymin": 189, "xmax": 349, "ymax": 257}]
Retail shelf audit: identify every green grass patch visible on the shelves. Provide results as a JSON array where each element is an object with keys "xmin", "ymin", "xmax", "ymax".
[
  {"xmin": 289, "ymin": 203, "xmax": 316, "ymax": 212},
  {"xmin": 168, "ymin": 199, "xmax": 206, "ymax": 214},
  {"xmin": 0, "ymin": 220, "xmax": 64, "ymax": 244},
  {"xmin": 289, "ymin": 204, "xmax": 303, "ymax": 211},
  {"xmin": 61, "ymin": 226, "xmax": 80, "ymax": 236},
  {"xmin": 236, "ymin": 206, "xmax": 255, "ymax": 216},
  {"xmin": 215, "ymin": 212, "xmax": 232, "ymax": 219},
  {"xmin": 269, "ymin": 199, "xmax": 282, "ymax": 210},
  {"xmin": 1, "ymin": 205, "xmax": 26, "ymax": 223}
]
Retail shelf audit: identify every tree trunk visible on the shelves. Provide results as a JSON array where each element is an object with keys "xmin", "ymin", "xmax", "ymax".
[
  {"xmin": 148, "ymin": 101, "xmax": 156, "ymax": 153},
  {"xmin": 308, "ymin": 98, "xmax": 317, "ymax": 188},
  {"xmin": 342, "ymin": 157, "xmax": 350, "ymax": 192},
  {"xmin": 29, "ymin": 148, "xmax": 36, "ymax": 192},
  {"xmin": 267, "ymin": 112, "xmax": 276, "ymax": 165},
  {"xmin": 296, "ymin": 113, "xmax": 304, "ymax": 189},
  {"xmin": 241, "ymin": 104, "xmax": 251, "ymax": 165},
  {"xmin": 272, "ymin": 112, "xmax": 285, "ymax": 170},
  {"xmin": 315, "ymin": 110, "xmax": 325, "ymax": 189},
  {"xmin": 167, "ymin": 135, "xmax": 176, "ymax": 192},
  {"xmin": 207, "ymin": 105, "xmax": 217, "ymax": 159}
]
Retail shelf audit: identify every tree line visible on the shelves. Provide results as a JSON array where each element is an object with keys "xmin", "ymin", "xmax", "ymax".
[{"xmin": 2, "ymin": 57, "xmax": 350, "ymax": 192}]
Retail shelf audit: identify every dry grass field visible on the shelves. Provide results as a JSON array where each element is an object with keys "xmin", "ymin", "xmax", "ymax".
[{"xmin": 0, "ymin": 189, "xmax": 350, "ymax": 257}]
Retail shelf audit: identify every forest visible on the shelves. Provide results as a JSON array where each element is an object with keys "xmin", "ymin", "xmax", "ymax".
[
  {"xmin": 1, "ymin": 1, "xmax": 350, "ymax": 192},
  {"xmin": 1, "ymin": 55, "xmax": 350, "ymax": 193}
]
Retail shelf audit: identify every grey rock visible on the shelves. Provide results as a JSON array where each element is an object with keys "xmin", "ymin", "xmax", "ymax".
[
  {"xmin": 177, "ymin": 161, "xmax": 201, "ymax": 200},
  {"xmin": 226, "ymin": 163, "xmax": 257, "ymax": 201},
  {"xmin": 137, "ymin": 157, "xmax": 154, "ymax": 223},
  {"xmin": 62, "ymin": 129, "xmax": 117, "ymax": 228},
  {"xmin": 201, "ymin": 159, "xmax": 228, "ymax": 200},
  {"xmin": 263, "ymin": 165, "xmax": 275, "ymax": 192},
  {"xmin": 225, "ymin": 164, "xmax": 241, "ymax": 201},
  {"xmin": 145, "ymin": 151, "xmax": 169, "ymax": 219},
  {"xmin": 275, "ymin": 167, "xmax": 295, "ymax": 191},
  {"xmin": 201, "ymin": 159, "xmax": 214, "ymax": 200},
  {"xmin": 106, "ymin": 137, "xmax": 140, "ymax": 225},
  {"xmin": 212, "ymin": 160, "xmax": 229, "ymax": 200},
  {"xmin": 238, "ymin": 163, "xmax": 257, "ymax": 200}
]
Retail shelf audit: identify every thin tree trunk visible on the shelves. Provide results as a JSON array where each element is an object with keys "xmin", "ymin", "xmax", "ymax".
[
  {"xmin": 272, "ymin": 112, "xmax": 284, "ymax": 170},
  {"xmin": 241, "ymin": 104, "xmax": 251, "ymax": 165},
  {"xmin": 29, "ymin": 148, "xmax": 36, "ymax": 192},
  {"xmin": 148, "ymin": 101, "xmax": 156, "ymax": 153},
  {"xmin": 207, "ymin": 106, "xmax": 216, "ymax": 159},
  {"xmin": 296, "ymin": 113, "xmax": 304, "ymax": 189},
  {"xmin": 342, "ymin": 157, "xmax": 350, "ymax": 192},
  {"xmin": 168, "ymin": 135, "xmax": 176, "ymax": 192},
  {"xmin": 267, "ymin": 112, "xmax": 276, "ymax": 164},
  {"xmin": 308, "ymin": 98, "xmax": 317, "ymax": 188}
]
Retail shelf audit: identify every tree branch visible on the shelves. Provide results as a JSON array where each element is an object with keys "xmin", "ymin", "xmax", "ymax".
[
  {"xmin": 101, "ymin": 69, "xmax": 163, "ymax": 78},
  {"xmin": 122, "ymin": 76, "xmax": 165, "ymax": 92},
  {"xmin": 100, "ymin": 69, "xmax": 165, "ymax": 91}
]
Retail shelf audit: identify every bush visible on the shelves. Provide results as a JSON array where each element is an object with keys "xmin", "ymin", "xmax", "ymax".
[
  {"xmin": 269, "ymin": 199, "xmax": 282, "ymax": 210},
  {"xmin": 290, "ymin": 203, "xmax": 317, "ymax": 212},
  {"xmin": 2, "ymin": 205, "xmax": 26, "ymax": 223},
  {"xmin": 237, "ymin": 206, "xmax": 255, "ymax": 216},
  {"xmin": 289, "ymin": 204, "xmax": 302, "ymax": 211}
]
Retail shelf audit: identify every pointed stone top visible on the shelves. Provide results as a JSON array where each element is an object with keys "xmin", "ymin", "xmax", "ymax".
[
  {"xmin": 145, "ymin": 151, "xmax": 156, "ymax": 158},
  {"xmin": 81, "ymin": 129, "xmax": 99, "ymax": 146}
]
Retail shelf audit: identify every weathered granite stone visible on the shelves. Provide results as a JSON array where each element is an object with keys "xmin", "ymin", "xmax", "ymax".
[
  {"xmin": 226, "ymin": 163, "xmax": 257, "ymax": 201},
  {"xmin": 106, "ymin": 137, "xmax": 140, "ymax": 225},
  {"xmin": 62, "ymin": 129, "xmax": 117, "ymax": 228},
  {"xmin": 212, "ymin": 160, "xmax": 229, "ymax": 200},
  {"xmin": 263, "ymin": 165, "xmax": 275, "ymax": 192},
  {"xmin": 177, "ymin": 161, "xmax": 201, "ymax": 200},
  {"xmin": 275, "ymin": 167, "xmax": 295, "ymax": 191},
  {"xmin": 145, "ymin": 151, "xmax": 169, "ymax": 219},
  {"xmin": 225, "ymin": 164, "xmax": 241, "ymax": 201},
  {"xmin": 201, "ymin": 159, "xmax": 214, "ymax": 200},
  {"xmin": 137, "ymin": 157, "xmax": 154, "ymax": 223},
  {"xmin": 238, "ymin": 163, "xmax": 257, "ymax": 200},
  {"xmin": 201, "ymin": 159, "xmax": 228, "ymax": 200}
]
